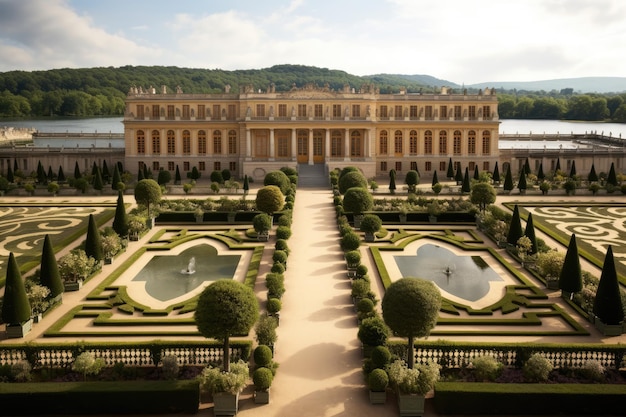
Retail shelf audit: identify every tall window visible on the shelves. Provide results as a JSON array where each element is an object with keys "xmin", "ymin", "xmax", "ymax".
[
  {"xmin": 482, "ymin": 131, "xmax": 491, "ymax": 155},
  {"xmin": 213, "ymin": 130, "xmax": 222, "ymax": 154},
  {"xmin": 182, "ymin": 130, "xmax": 191, "ymax": 155},
  {"xmin": 410, "ymin": 161, "xmax": 417, "ymax": 171},
  {"xmin": 277, "ymin": 134, "xmax": 289, "ymax": 157},
  {"xmin": 152, "ymin": 161, "xmax": 159, "ymax": 171},
  {"xmin": 152, "ymin": 105, "xmax": 159, "ymax": 119},
  {"xmin": 167, "ymin": 130, "xmax": 175, "ymax": 155},
  {"xmin": 167, "ymin": 105, "xmax": 175, "ymax": 120},
  {"xmin": 168, "ymin": 161, "xmax": 175, "ymax": 171},
  {"xmin": 228, "ymin": 130, "xmax": 237, "ymax": 154},
  {"xmin": 351, "ymin": 131, "xmax": 361, "ymax": 157},
  {"xmin": 380, "ymin": 161, "xmax": 387, "ymax": 172},
  {"xmin": 278, "ymin": 104, "xmax": 287, "ymax": 117},
  {"xmin": 332, "ymin": 104, "xmax": 342, "ymax": 118},
  {"xmin": 298, "ymin": 104, "xmax": 307, "ymax": 117},
  {"xmin": 197, "ymin": 105, "xmax": 205, "ymax": 119},
  {"xmin": 255, "ymin": 104, "xmax": 265, "ymax": 117},
  {"xmin": 395, "ymin": 105, "xmax": 403, "ymax": 118},
  {"xmin": 468, "ymin": 130, "xmax": 476, "ymax": 154},
  {"xmin": 227, "ymin": 105, "xmax": 236, "ymax": 119},
  {"xmin": 409, "ymin": 130, "xmax": 418, "ymax": 155},
  {"xmin": 454, "ymin": 105, "xmax": 462, "ymax": 119},
  {"xmin": 394, "ymin": 130, "xmax": 403, "ymax": 154},
  {"xmin": 379, "ymin": 105, "xmax": 388, "ymax": 118},
  {"xmin": 331, "ymin": 130, "xmax": 342, "ymax": 157},
  {"xmin": 483, "ymin": 161, "xmax": 490, "ymax": 171},
  {"xmin": 315, "ymin": 104, "xmax": 323, "ymax": 118},
  {"xmin": 425, "ymin": 161, "xmax": 432, "ymax": 172},
  {"xmin": 439, "ymin": 130, "xmax": 447, "ymax": 155},
  {"xmin": 182, "ymin": 105, "xmax": 190, "ymax": 119},
  {"xmin": 229, "ymin": 162, "xmax": 236, "ymax": 172},
  {"xmin": 352, "ymin": 104, "xmax": 361, "ymax": 117},
  {"xmin": 136, "ymin": 105, "xmax": 144, "ymax": 119},
  {"xmin": 151, "ymin": 130, "xmax": 160, "ymax": 154},
  {"xmin": 483, "ymin": 106, "xmax": 491, "ymax": 119},
  {"xmin": 379, "ymin": 130, "xmax": 388, "ymax": 154},
  {"xmin": 199, "ymin": 161, "xmax": 205, "ymax": 171},
  {"xmin": 424, "ymin": 106, "xmax": 433, "ymax": 119},
  {"xmin": 453, "ymin": 130, "xmax": 462, "ymax": 155},
  {"xmin": 214, "ymin": 162, "xmax": 221, "ymax": 171},
  {"xmin": 424, "ymin": 130, "xmax": 433, "ymax": 155},
  {"xmin": 136, "ymin": 130, "xmax": 145, "ymax": 154},
  {"xmin": 468, "ymin": 106, "xmax": 476, "ymax": 119},
  {"xmin": 440, "ymin": 106, "xmax": 447, "ymax": 119},
  {"xmin": 440, "ymin": 161, "xmax": 446, "ymax": 171},
  {"xmin": 183, "ymin": 161, "xmax": 190, "ymax": 171},
  {"xmin": 314, "ymin": 131, "xmax": 323, "ymax": 157},
  {"xmin": 198, "ymin": 130, "xmax": 207, "ymax": 154},
  {"xmin": 410, "ymin": 105, "xmax": 418, "ymax": 118},
  {"xmin": 297, "ymin": 130, "xmax": 308, "ymax": 157},
  {"xmin": 213, "ymin": 105, "xmax": 221, "ymax": 118},
  {"xmin": 395, "ymin": 161, "xmax": 402, "ymax": 172}
]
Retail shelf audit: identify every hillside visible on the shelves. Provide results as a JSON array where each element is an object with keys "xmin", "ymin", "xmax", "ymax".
[{"xmin": 464, "ymin": 77, "xmax": 626, "ymax": 94}]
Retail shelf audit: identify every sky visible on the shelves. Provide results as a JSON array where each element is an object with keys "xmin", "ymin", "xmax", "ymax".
[{"xmin": 0, "ymin": 0, "xmax": 625, "ymax": 84}]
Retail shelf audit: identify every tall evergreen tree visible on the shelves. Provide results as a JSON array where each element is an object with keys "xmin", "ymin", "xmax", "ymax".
[
  {"xmin": 1, "ymin": 252, "xmax": 32, "ymax": 325},
  {"xmin": 388, "ymin": 169, "xmax": 396, "ymax": 194},
  {"xmin": 112, "ymin": 190, "xmax": 129, "ymax": 238},
  {"xmin": 593, "ymin": 246, "xmax": 625, "ymax": 325},
  {"xmin": 74, "ymin": 161, "xmax": 81, "ymax": 179},
  {"xmin": 37, "ymin": 160, "xmax": 46, "ymax": 184},
  {"xmin": 524, "ymin": 213, "xmax": 538, "ymax": 255},
  {"xmin": 537, "ymin": 162, "xmax": 545, "ymax": 181},
  {"xmin": 39, "ymin": 234, "xmax": 64, "ymax": 298},
  {"xmin": 555, "ymin": 157, "xmax": 561, "ymax": 173},
  {"xmin": 454, "ymin": 166, "xmax": 463, "ymax": 184},
  {"xmin": 518, "ymin": 169, "xmax": 527, "ymax": 192},
  {"xmin": 93, "ymin": 167, "xmax": 104, "ymax": 191},
  {"xmin": 175, "ymin": 165, "xmax": 182, "ymax": 184},
  {"xmin": 492, "ymin": 162, "xmax": 500, "ymax": 183},
  {"xmin": 524, "ymin": 158, "xmax": 531, "ymax": 175},
  {"xmin": 91, "ymin": 161, "xmax": 98, "ymax": 177},
  {"xmin": 473, "ymin": 165, "xmax": 480, "ymax": 180},
  {"xmin": 462, "ymin": 167, "xmax": 471, "ymax": 193},
  {"xmin": 7, "ymin": 165, "xmax": 14, "ymax": 183},
  {"xmin": 607, "ymin": 162, "xmax": 618, "ymax": 186},
  {"xmin": 47, "ymin": 166, "xmax": 54, "ymax": 181},
  {"xmin": 111, "ymin": 163, "xmax": 122, "ymax": 190},
  {"xmin": 57, "ymin": 165, "xmax": 65, "ymax": 182},
  {"xmin": 143, "ymin": 164, "xmax": 149, "ymax": 180},
  {"xmin": 243, "ymin": 174, "xmax": 250, "ymax": 194},
  {"xmin": 102, "ymin": 160, "xmax": 110, "ymax": 183},
  {"xmin": 84, "ymin": 214, "xmax": 103, "ymax": 261},
  {"xmin": 559, "ymin": 234, "xmax": 582, "ymax": 298},
  {"xmin": 431, "ymin": 170, "xmax": 439, "ymax": 187},
  {"xmin": 569, "ymin": 160, "xmax": 577, "ymax": 178},
  {"xmin": 503, "ymin": 166, "xmax": 514, "ymax": 192},
  {"xmin": 13, "ymin": 158, "xmax": 18, "ymax": 172},
  {"xmin": 507, "ymin": 205, "xmax": 523, "ymax": 245},
  {"xmin": 137, "ymin": 168, "xmax": 145, "ymax": 181},
  {"xmin": 446, "ymin": 158, "xmax": 454, "ymax": 179},
  {"xmin": 588, "ymin": 164, "xmax": 598, "ymax": 182}
]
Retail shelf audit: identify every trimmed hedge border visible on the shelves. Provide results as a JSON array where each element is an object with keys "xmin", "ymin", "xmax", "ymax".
[
  {"xmin": 434, "ymin": 381, "xmax": 626, "ymax": 415},
  {"xmin": 0, "ymin": 380, "xmax": 199, "ymax": 415}
]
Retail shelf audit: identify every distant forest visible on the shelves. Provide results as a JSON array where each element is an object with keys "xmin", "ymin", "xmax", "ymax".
[{"xmin": 0, "ymin": 64, "xmax": 625, "ymax": 122}]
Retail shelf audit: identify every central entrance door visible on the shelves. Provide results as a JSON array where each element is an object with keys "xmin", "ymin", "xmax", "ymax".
[
  {"xmin": 313, "ymin": 131, "xmax": 324, "ymax": 163},
  {"xmin": 297, "ymin": 130, "xmax": 308, "ymax": 163}
]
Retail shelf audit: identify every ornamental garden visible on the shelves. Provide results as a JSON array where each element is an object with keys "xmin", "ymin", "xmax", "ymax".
[{"xmin": 0, "ymin": 159, "xmax": 625, "ymax": 415}]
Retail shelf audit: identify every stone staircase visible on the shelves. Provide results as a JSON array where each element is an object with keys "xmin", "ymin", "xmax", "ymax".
[{"xmin": 296, "ymin": 163, "xmax": 328, "ymax": 188}]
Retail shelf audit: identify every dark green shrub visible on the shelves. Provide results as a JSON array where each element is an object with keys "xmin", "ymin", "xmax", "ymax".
[
  {"xmin": 338, "ymin": 171, "xmax": 368, "ymax": 194},
  {"xmin": 253, "ymin": 345, "xmax": 273, "ymax": 368},
  {"xmin": 355, "ymin": 264, "xmax": 368, "ymax": 278},
  {"xmin": 340, "ymin": 231, "xmax": 361, "ymax": 252},
  {"xmin": 344, "ymin": 250, "xmax": 361, "ymax": 267},
  {"xmin": 277, "ymin": 213, "xmax": 292, "ymax": 227},
  {"xmin": 270, "ymin": 262, "xmax": 285, "ymax": 274},
  {"xmin": 264, "ymin": 170, "xmax": 291, "ymax": 195},
  {"xmin": 351, "ymin": 279, "xmax": 370, "ymax": 299},
  {"xmin": 272, "ymin": 250, "xmax": 288, "ymax": 265},
  {"xmin": 370, "ymin": 345, "xmax": 392, "ymax": 369},
  {"xmin": 256, "ymin": 185, "xmax": 285, "ymax": 214},
  {"xmin": 253, "ymin": 213, "xmax": 272, "ymax": 233},
  {"xmin": 253, "ymin": 367, "xmax": 273, "ymax": 391},
  {"xmin": 368, "ymin": 368, "xmax": 389, "ymax": 392},
  {"xmin": 276, "ymin": 226, "xmax": 292, "ymax": 240},
  {"xmin": 342, "ymin": 187, "xmax": 373, "ymax": 214},
  {"xmin": 359, "ymin": 214, "xmax": 382, "ymax": 234},
  {"xmin": 255, "ymin": 314, "xmax": 278, "ymax": 346},
  {"xmin": 339, "ymin": 166, "xmax": 360, "ymax": 178},
  {"xmin": 266, "ymin": 273, "xmax": 285, "ymax": 299},
  {"xmin": 210, "ymin": 170, "xmax": 223, "ymax": 184},
  {"xmin": 267, "ymin": 298, "xmax": 282, "ymax": 315},
  {"xmin": 84, "ymin": 214, "xmax": 103, "ymax": 261},
  {"xmin": 522, "ymin": 353, "xmax": 553, "ymax": 382},
  {"xmin": 356, "ymin": 297, "xmax": 374, "ymax": 314},
  {"xmin": 280, "ymin": 166, "xmax": 297, "ymax": 177},
  {"xmin": 471, "ymin": 355, "xmax": 503, "ymax": 381},
  {"xmin": 275, "ymin": 239, "xmax": 289, "ymax": 255},
  {"xmin": 338, "ymin": 223, "xmax": 352, "ymax": 237},
  {"xmin": 357, "ymin": 316, "xmax": 390, "ymax": 347}
]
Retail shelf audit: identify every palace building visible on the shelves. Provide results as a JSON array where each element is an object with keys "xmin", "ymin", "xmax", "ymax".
[{"xmin": 122, "ymin": 83, "xmax": 500, "ymax": 181}]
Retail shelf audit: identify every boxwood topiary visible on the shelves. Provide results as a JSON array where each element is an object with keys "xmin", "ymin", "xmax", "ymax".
[
  {"xmin": 274, "ymin": 239, "xmax": 289, "ymax": 255},
  {"xmin": 340, "ymin": 232, "xmax": 361, "ymax": 252},
  {"xmin": 368, "ymin": 368, "xmax": 389, "ymax": 392},
  {"xmin": 272, "ymin": 250, "xmax": 288, "ymax": 265},
  {"xmin": 357, "ymin": 316, "xmax": 390, "ymax": 347},
  {"xmin": 370, "ymin": 345, "xmax": 392, "ymax": 369},
  {"xmin": 267, "ymin": 298, "xmax": 282, "ymax": 315},
  {"xmin": 253, "ymin": 345, "xmax": 273, "ymax": 368},
  {"xmin": 253, "ymin": 367, "xmax": 274, "ymax": 391},
  {"xmin": 276, "ymin": 226, "xmax": 292, "ymax": 240},
  {"xmin": 270, "ymin": 262, "xmax": 285, "ymax": 274}
]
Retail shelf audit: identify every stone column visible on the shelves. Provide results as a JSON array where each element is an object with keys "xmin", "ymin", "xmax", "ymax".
[
  {"xmin": 269, "ymin": 128, "xmax": 275, "ymax": 161},
  {"xmin": 344, "ymin": 128, "xmax": 350, "ymax": 161},
  {"xmin": 246, "ymin": 128, "xmax": 251, "ymax": 159},
  {"xmin": 291, "ymin": 128, "xmax": 297, "ymax": 160},
  {"xmin": 308, "ymin": 129, "xmax": 314, "ymax": 165},
  {"xmin": 325, "ymin": 129, "xmax": 331, "ymax": 162}
]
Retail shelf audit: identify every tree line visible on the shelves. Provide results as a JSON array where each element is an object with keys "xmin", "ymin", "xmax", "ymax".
[{"xmin": 0, "ymin": 64, "xmax": 625, "ymax": 122}]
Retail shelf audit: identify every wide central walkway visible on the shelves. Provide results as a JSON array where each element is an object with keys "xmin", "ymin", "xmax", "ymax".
[{"xmin": 235, "ymin": 187, "xmax": 400, "ymax": 416}]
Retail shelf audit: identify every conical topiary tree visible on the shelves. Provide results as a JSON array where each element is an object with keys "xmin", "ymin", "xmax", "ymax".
[
  {"xmin": 462, "ymin": 167, "xmax": 471, "ymax": 193},
  {"xmin": 537, "ymin": 163, "xmax": 545, "ymax": 181},
  {"xmin": 243, "ymin": 174, "xmax": 250, "ymax": 194},
  {"xmin": 7, "ymin": 165, "xmax": 14, "ymax": 183},
  {"xmin": 593, "ymin": 246, "xmax": 625, "ymax": 326},
  {"xmin": 447, "ymin": 158, "xmax": 454, "ymax": 179},
  {"xmin": 503, "ymin": 166, "xmax": 514, "ymax": 192},
  {"xmin": 102, "ymin": 160, "xmax": 110, "ymax": 183},
  {"xmin": 175, "ymin": 165, "xmax": 181, "ymax": 184},
  {"xmin": 388, "ymin": 169, "xmax": 396, "ymax": 194},
  {"xmin": 524, "ymin": 212, "xmax": 538, "ymax": 255},
  {"xmin": 492, "ymin": 161, "xmax": 500, "ymax": 183},
  {"xmin": 112, "ymin": 190, "xmax": 129, "ymax": 238},
  {"xmin": 607, "ymin": 162, "xmax": 617, "ymax": 186},
  {"xmin": 518, "ymin": 169, "xmax": 527, "ymax": 192},
  {"xmin": 569, "ymin": 160, "xmax": 577, "ymax": 178},
  {"xmin": 431, "ymin": 170, "xmax": 439, "ymax": 187},
  {"xmin": 57, "ymin": 166, "xmax": 65, "ymax": 182},
  {"xmin": 524, "ymin": 158, "xmax": 531, "ymax": 175},
  {"xmin": 39, "ymin": 234, "xmax": 64, "ymax": 299},
  {"xmin": 588, "ymin": 164, "xmax": 598, "ymax": 182},
  {"xmin": 555, "ymin": 157, "xmax": 561, "ymax": 173},
  {"xmin": 507, "ymin": 205, "xmax": 523, "ymax": 245},
  {"xmin": 454, "ymin": 166, "xmax": 463, "ymax": 184},
  {"xmin": 1, "ymin": 252, "xmax": 32, "ymax": 326},
  {"xmin": 558, "ymin": 234, "xmax": 582, "ymax": 298},
  {"xmin": 84, "ymin": 214, "xmax": 103, "ymax": 262},
  {"xmin": 111, "ymin": 163, "xmax": 122, "ymax": 190},
  {"xmin": 74, "ymin": 161, "xmax": 81, "ymax": 179},
  {"xmin": 473, "ymin": 165, "xmax": 480, "ymax": 181},
  {"xmin": 93, "ymin": 167, "xmax": 104, "ymax": 191}
]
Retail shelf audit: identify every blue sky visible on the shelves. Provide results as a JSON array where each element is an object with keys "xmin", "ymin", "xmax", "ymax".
[{"xmin": 0, "ymin": 0, "xmax": 625, "ymax": 84}]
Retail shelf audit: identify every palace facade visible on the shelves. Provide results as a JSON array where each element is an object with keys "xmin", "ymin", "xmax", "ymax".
[{"xmin": 122, "ymin": 84, "xmax": 500, "ymax": 181}]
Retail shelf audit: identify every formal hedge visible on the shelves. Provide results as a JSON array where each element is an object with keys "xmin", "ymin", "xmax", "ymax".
[{"xmin": 0, "ymin": 380, "xmax": 199, "ymax": 415}]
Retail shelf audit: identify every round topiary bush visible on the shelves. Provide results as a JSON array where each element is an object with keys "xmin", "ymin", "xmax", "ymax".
[
  {"xmin": 267, "ymin": 297, "xmax": 282, "ymax": 315},
  {"xmin": 370, "ymin": 345, "xmax": 392, "ymax": 369},
  {"xmin": 357, "ymin": 316, "xmax": 390, "ymax": 347},
  {"xmin": 359, "ymin": 214, "xmax": 382, "ymax": 234},
  {"xmin": 368, "ymin": 368, "xmax": 389, "ymax": 392},
  {"xmin": 351, "ymin": 279, "xmax": 371, "ymax": 299},
  {"xmin": 270, "ymin": 262, "xmax": 285, "ymax": 274},
  {"xmin": 272, "ymin": 250, "xmax": 288, "ymax": 265},
  {"xmin": 253, "ymin": 213, "xmax": 272, "ymax": 233},
  {"xmin": 356, "ymin": 297, "xmax": 375, "ymax": 314},
  {"xmin": 276, "ymin": 225, "xmax": 292, "ymax": 240},
  {"xmin": 345, "ymin": 250, "xmax": 361, "ymax": 267},
  {"xmin": 471, "ymin": 355, "xmax": 503, "ymax": 382},
  {"xmin": 340, "ymin": 231, "xmax": 361, "ymax": 252},
  {"xmin": 264, "ymin": 170, "xmax": 291, "ymax": 195},
  {"xmin": 253, "ymin": 367, "xmax": 274, "ymax": 391},
  {"xmin": 266, "ymin": 273, "xmax": 285, "ymax": 299},
  {"xmin": 253, "ymin": 345, "xmax": 273, "ymax": 367},
  {"xmin": 256, "ymin": 185, "xmax": 285, "ymax": 214},
  {"xmin": 275, "ymin": 239, "xmax": 289, "ymax": 254},
  {"xmin": 278, "ymin": 213, "xmax": 292, "ymax": 226},
  {"xmin": 338, "ymin": 171, "xmax": 368, "ymax": 194},
  {"xmin": 522, "ymin": 353, "xmax": 553, "ymax": 382},
  {"xmin": 342, "ymin": 187, "xmax": 373, "ymax": 214},
  {"xmin": 355, "ymin": 264, "xmax": 368, "ymax": 278}
]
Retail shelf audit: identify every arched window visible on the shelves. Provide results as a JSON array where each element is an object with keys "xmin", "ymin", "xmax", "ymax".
[
  {"xmin": 468, "ymin": 130, "xmax": 476, "ymax": 154},
  {"xmin": 182, "ymin": 130, "xmax": 191, "ymax": 155},
  {"xmin": 198, "ymin": 130, "xmax": 207, "ymax": 154},
  {"xmin": 424, "ymin": 130, "xmax": 433, "ymax": 155},
  {"xmin": 351, "ymin": 131, "xmax": 361, "ymax": 157},
  {"xmin": 331, "ymin": 130, "xmax": 343, "ymax": 157},
  {"xmin": 228, "ymin": 130, "xmax": 237, "ymax": 154},
  {"xmin": 136, "ymin": 130, "xmax": 145, "ymax": 154},
  {"xmin": 151, "ymin": 130, "xmax": 160, "ymax": 154},
  {"xmin": 394, "ymin": 130, "xmax": 403, "ymax": 154},
  {"xmin": 439, "ymin": 130, "xmax": 447, "ymax": 155},
  {"xmin": 379, "ymin": 130, "xmax": 388, "ymax": 154},
  {"xmin": 453, "ymin": 130, "xmax": 462, "ymax": 155},
  {"xmin": 409, "ymin": 130, "xmax": 418, "ymax": 155},
  {"xmin": 167, "ymin": 130, "xmax": 175, "ymax": 155},
  {"xmin": 482, "ymin": 130, "xmax": 491, "ymax": 155},
  {"xmin": 213, "ymin": 130, "xmax": 222, "ymax": 154}
]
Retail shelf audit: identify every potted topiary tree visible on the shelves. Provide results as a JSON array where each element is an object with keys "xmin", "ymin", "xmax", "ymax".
[
  {"xmin": 255, "ymin": 314, "xmax": 278, "ymax": 353},
  {"xmin": 367, "ymin": 368, "xmax": 389, "ymax": 404},
  {"xmin": 387, "ymin": 359, "xmax": 440, "ymax": 416},
  {"xmin": 267, "ymin": 297, "xmax": 282, "ymax": 325},
  {"xmin": 252, "ymin": 366, "xmax": 273, "ymax": 404},
  {"xmin": 342, "ymin": 186, "xmax": 374, "ymax": 228},
  {"xmin": 592, "ymin": 246, "xmax": 625, "ymax": 335},
  {"xmin": 359, "ymin": 214, "xmax": 382, "ymax": 242},
  {"xmin": 2, "ymin": 252, "xmax": 33, "ymax": 338},
  {"xmin": 134, "ymin": 179, "xmax": 162, "ymax": 227},
  {"xmin": 198, "ymin": 360, "xmax": 249, "ymax": 415},
  {"xmin": 253, "ymin": 213, "xmax": 272, "ymax": 241}
]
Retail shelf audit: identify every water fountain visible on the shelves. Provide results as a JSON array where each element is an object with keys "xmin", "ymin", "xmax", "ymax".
[{"xmin": 180, "ymin": 257, "xmax": 196, "ymax": 275}]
